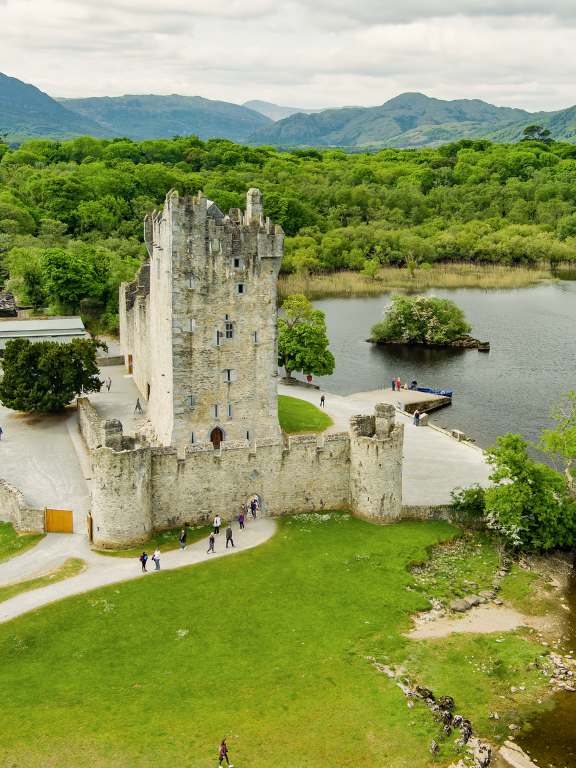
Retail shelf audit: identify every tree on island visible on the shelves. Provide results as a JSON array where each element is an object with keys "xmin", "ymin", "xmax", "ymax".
[
  {"xmin": 278, "ymin": 294, "xmax": 335, "ymax": 380},
  {"xmin": 370, "ymin": 295, "xmax": 471, "ymax": 346},
  {"xmin": 0, "ymin": 337, "xmax": 105, "ymax": 413}
]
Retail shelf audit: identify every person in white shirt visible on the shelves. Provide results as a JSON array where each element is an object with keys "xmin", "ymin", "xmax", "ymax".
[
  {"xmin": 213, "ymin": 515, "xmax": 222, "ymax": 534},
  {"xmin": 152, "ymin": 548, "xmax": 161, "ymax": 570}
]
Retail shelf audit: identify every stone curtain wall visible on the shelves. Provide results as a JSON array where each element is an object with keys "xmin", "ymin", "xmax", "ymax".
[
  {"xmin": 84, "ymin": 401, "xmax": 405, "ymax": 549},
  {"xmin": 0, "ymin": 479, "xmax": 44, "ymax": 532},
  {"xmin": 150, "ymin": 433, "xmax": 351, "ymax": 530}
]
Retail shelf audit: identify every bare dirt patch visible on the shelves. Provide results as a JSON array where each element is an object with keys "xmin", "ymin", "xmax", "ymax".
[{"xmin": 408, "ymin": 604, "xmax": 553, "ymax": 640}]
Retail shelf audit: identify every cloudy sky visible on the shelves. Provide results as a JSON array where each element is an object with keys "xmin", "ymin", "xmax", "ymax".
[{"xmin": 1, "ymin": 0, "xmax": 574, "ymax": 111}]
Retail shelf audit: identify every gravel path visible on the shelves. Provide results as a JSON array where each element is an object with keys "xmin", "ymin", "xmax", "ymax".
[{"xmin": 0, "ymin": 518, "xmax": 276, "ymax": 624}]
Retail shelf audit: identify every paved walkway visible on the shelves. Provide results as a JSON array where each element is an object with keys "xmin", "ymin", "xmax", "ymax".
[
  {"xmin": 0, "ymin": 518, "xmax": 276, "ymax": 624},
  {"xmin": 279, "ymin": 384, "xmax": 491, "ymax": 506}
]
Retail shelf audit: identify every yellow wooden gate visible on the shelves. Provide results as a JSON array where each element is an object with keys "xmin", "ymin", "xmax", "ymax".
[{"xmin": 45, "ymin": 508, "xmax": 74, "ymax": 534}]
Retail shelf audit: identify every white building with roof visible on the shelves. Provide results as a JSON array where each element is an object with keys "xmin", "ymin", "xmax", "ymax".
[{"xmin": 0, "ymin": 317, "xmax": 88, "ymax": 353}]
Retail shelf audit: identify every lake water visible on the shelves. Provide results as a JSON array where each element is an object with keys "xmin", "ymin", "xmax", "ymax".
[
  {"xmin": 313, "ymin": 281, "xmax": 576, "ymax": 766},
  {"xmin": 312, "ymin": 282, "xmax": 576, "ymax": 449}
]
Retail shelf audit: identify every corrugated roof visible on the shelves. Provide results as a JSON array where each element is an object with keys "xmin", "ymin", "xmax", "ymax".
[{"xmin": 0, "ymin": 317, "xmax": 86, "ymax": 335}]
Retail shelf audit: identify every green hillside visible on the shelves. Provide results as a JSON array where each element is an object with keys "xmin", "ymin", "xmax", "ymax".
[
  {"xmin": 59, "ymin": 94, "xmax": 271, "ymax": 141},
  {"xmin": 0, "ymin": 73, "xmax": 108, "ymax": 142},
  {"xmin": 248, "ymin": 92, "xmax": 552, "ymax": 149}
]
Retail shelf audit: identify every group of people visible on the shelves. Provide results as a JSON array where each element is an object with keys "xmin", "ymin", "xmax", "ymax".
[
  {"xmin": 138, "ymin": 497, "xmax": 261, "ymax": 571},
  {"xmin": 391, "ymin": 377, "xmax": 418, "ymax": 391},
  {"xmin": 207, "ymin": 497, "xmax": 259, "ymax": 554}
]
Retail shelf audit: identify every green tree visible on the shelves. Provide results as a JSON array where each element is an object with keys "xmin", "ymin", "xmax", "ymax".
[
  {"xmin": 361, "ymin": 258, "xmax": 380, "ymax": 280},
  {"xmin": 370, "ymin": 295, "xmax": 472, "ymax": 345},
  {"xmin": 0, "ymin": 337, "xmax": 105, "ymax": 413},
  {"xmin": 522, "ymin": 124, "xmax": 552, "ymax": 143},
  {"xmin": 278, "ymin": 294, "xmax": 335, "ymax": 380},
  {"xmin": 540, "ymin": 390, "xmax": 576, "ymax": 498},
  {"xmin": 483, "ymin": 434, "xmax": 575, "ymax": 551},
  {"xmin": 41, "ymin": 247, "xmax": 105, "ymax": 309}
]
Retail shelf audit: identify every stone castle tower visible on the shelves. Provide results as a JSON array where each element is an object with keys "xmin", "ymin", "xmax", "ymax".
[{"xmin": 120, "ymin": 188, "xmax": 284, "ymax": 449}]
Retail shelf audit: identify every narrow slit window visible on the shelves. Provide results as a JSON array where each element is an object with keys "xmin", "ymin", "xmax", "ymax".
[
  {"xmin": 215, "ymin": 329, "xmax": 222, "ymax": 346},
  {"xmin": 227, "ymin": 403, "xmax": 233, "ymax": 418},
  {"xmin": 190, "ymin": 432, "xmax": 195, "ymax": 444},
  {"xmin": 236, "ymin": 283, "xmax": 245, "ymax": 295},
  {"xmin": 224, "ymin": 369, "xmax": 235, "ymax": 383},
  {"xmin": 188, "ymin": 395, "xmax": 195, "ymax": 408},
  {"xmin": 246, "ymin": 430, "xmax": 251, "ymax": 441},
  {"xmin": 189, "ymin": 318, "xmax": 196, "ymax": 332},
  {"xmin": 188, "ymin": 275, "xmax": 195, "ymax": 289},
  {"xmin": 212, "ymin": 404, "xmax": 219, "ymax": 418},
  {"xmin": 252, "ymin": 330, "xmax": 258, "ymax": 344}
]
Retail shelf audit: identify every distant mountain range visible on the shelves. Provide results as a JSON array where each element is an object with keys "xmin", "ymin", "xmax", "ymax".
[{"xmin": 2, "ymin": 72, "xmax": 576, "ymax": 149}]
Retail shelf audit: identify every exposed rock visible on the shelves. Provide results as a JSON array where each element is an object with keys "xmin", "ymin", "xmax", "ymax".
[
  {"xmin": 415, "ymin": 685, "xmax": 435, "ymax": 701},
  {"xmin": 451, "ymin": 598, "xmax": 469, "ymax": 612},
  {"xmin": 438, "ymin": 695, "xmax": 455, "ymax": 711},
  {"xmin": 500, "ymin": 740, "xmax": 540, "ymax": 768},
  {"xmin": 464, "ymin": 595, "xmax": 482, "ymax": 608}
]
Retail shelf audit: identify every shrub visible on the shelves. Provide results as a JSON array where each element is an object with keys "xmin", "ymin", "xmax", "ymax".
[{"xmin": 370, "ymin": 294, "xmax": 471, "ymax": 344}]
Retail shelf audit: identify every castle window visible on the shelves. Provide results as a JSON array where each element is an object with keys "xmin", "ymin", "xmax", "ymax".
[
  {"xmin": 227, "ymin": 403, "xmax": 233, "ymax": 418},
  {"xmin": 233, "ymin": 258, "xmax": 243, "ymax": 269},
  {"xmin": 215, "ymin": 329, "xmax": 222, "ymax": 347},
  {"xmin": 224, "ymin": 368, "xmax": 236, "ymax": 383},
  {"xmin": 252, "ymin": 331, "xmax": 258, "ymax": 344},
  {"xmin": 188, "ymin": 275, "xmax": 195, "ymax": 289},
  {"xmin": 189, "ymin": 318, "xmax": 196, "ymax": 332},
  {"xmin": 236, "ymin": 283, "xmax": 245, "ymax": 295},
  {"xmin": 188, "ymin": 395, "xmax": 195, "ymax": 408},
  {"xmin": 190, "ymin": 432, "xmax": 195, "ymax": 444},
  {"xmin": 212, "ymin": 404, "xmax": 219, "ymax": 419},
  {"xmin": 246, "ymin": 430, "xmax": 251, "ymax": 441},
  {"xmin": 225, "ymin": 322, "xmax": 234, "ymax": 339},
  {"xmin": 225, "ymin": 314, "xmax": 230, "ymax": 321}
]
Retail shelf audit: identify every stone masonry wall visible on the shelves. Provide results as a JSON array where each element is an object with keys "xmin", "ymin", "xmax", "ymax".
[
  {"xmin": 349, "ymin": 405, "xmax": 404, "ymax": 522},
  {"xmin": 0, "ymin": 479, "xmax": 45, "ymax": 532},
  {"xmin": 150, "ymin": 433, "xmax": 351, "ymax": 529}
]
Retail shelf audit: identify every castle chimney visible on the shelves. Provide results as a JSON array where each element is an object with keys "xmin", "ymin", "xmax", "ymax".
[{"xmin": 246, "ymin": 188, "xmax": 263, "ymax": 225}]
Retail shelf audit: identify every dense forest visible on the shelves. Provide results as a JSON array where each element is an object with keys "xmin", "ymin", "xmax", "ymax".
[{"xmin": 1, "ymin": 134, "xmax": 576, "ymax": 332}]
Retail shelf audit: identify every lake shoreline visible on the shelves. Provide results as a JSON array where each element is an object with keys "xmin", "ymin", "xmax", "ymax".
[{"xmin": 279, "ymin": 263, "xmax": 563, "ymax": 300}]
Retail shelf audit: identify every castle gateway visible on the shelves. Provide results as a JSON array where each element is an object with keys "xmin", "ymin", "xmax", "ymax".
[{"xmin": 79, "ymin": 189, "xmax": 403, "ymax": 548}]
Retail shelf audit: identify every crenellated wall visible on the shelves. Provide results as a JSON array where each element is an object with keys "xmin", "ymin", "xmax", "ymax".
[{"xmin": 83, "ymin": 400, "xmax": 404, "ymax": 548}]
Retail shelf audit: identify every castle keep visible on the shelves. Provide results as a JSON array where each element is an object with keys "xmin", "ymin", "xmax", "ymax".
[{"xmin": 80, "ymin": 189, "xmax": 404, "ymax": 547}]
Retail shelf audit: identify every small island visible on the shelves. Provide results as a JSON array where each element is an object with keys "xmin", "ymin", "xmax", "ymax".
[{"xmin": 369, "ymin": 295, "xmax": 490, "ymax": 350}]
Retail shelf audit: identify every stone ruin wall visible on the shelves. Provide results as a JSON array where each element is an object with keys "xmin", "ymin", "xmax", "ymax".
[{"xmin": 0, "ymin": 480, "xmax": 44, "ymax": 533}]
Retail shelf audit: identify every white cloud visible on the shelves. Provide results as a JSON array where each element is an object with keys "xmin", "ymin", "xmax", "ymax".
[{"xmin": 0, "ymin": 0, "xmax": 574, "ymax": 112}]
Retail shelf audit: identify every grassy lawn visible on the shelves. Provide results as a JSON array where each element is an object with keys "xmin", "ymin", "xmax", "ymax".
[
  {"xmin": 0, "ymin": 521, "xmax": 44, "ymax": 564},
  {"xmin": 0, "ymin": 515, "xmax": 551, "ymax": 768},
  {"xmin": 93, "ymin": 524, "xmax": 211, "ymax": 558},
  {"xmin": 278, "ymin": 394, "xmax": 333, "ymax": 434},
  {"xmin": 0, "ymin": 558, "xmax": 85, "ymax": 604}
]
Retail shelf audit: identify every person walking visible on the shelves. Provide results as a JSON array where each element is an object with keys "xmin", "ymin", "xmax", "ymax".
[
  {"xmin": 413, "ymin": 409, "xmax": 421, "ymax": 427},
  {"xmin": 139, "ymin": 551, "xmax": 148, "ymax": 572},
  {"xmin": 391, "ymin": 378, "xmax": 396, "ymax": 391},
  {"xmin": 238, "ymin": 510, "xmax": 245, "ymax": 530},
  {"xmin": 213, "ymin": 514, "xmax": 221, "ymax": 535},
  {"xmin": 106, "ymin": 377, "xmax": 112, "ymax": 392},
  {"xmin": 320, "ymin": 394, "xmax": 325, "ymax": 408},
  {"xmin": 151, "ymin": 548, "xmax": 161, "ymax": 571},
  {"xmin": 250, "ymin": 498, "xmax": 257, "ymax": 520},
  {"xmin": 226, "ymin": 523, "xmax": 234, "ymax": 549},
  {"xmin": 396, "ymin": 376, "xmax": 402, "ymax": 391},
  {"xmin": 218, "ymin": 738, "xmax": 231, "ymax": 767},
  {"xmin": 134, "ymin": 398, "xmax": 143, "ymax": 414},
  {"xmin": 206, "ymin": 533, "xmax": 215, "ymax": 554},
  {"xmin": 179, "ymin": 528, "xmax": 187, "ymax": 550},
  {"xmin": 0, "ymin": 425, "xmax": 3, "ymax": 440}
]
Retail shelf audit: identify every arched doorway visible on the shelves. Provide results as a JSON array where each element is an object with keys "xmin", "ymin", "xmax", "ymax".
[{"xmin": 210, "ymin": 427, "xmax": 224, "ymax": 449}]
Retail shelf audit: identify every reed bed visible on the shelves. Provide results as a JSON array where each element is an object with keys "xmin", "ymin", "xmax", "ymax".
[{"xmin": 278, "ymin": 263, "xmax": 555, "ymax": 300}]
